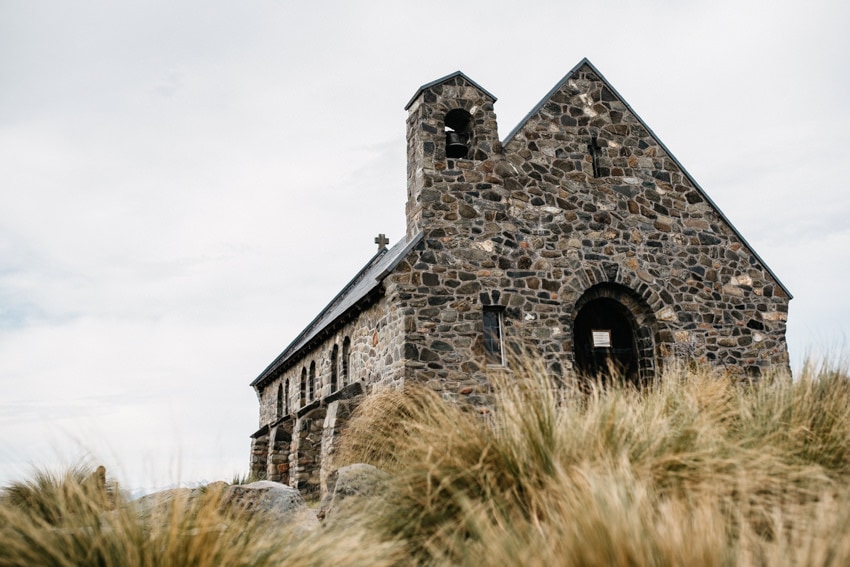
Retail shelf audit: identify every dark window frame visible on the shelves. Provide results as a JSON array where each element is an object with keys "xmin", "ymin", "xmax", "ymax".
[
  {"xmin": 342, "ymin": 337, "xmax": 351, "ymax": 385},
  {"xmin": 276, "ymin": 383, "xmax": 283, "ymax": 418},
  {"xmin": 483, "ymin": 306, "xmax": 505, "ymax": 366},
  {"xmin": 331, "ymin": 344, "xmax": 339, "ymax": 392}
]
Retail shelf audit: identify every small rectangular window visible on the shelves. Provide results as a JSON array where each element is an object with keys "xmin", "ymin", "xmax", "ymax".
[
  {"xmin": 483, "ymin": 307, "xmax": 504, "ymax": 366},
  {"xmin": 591, "ymin": 329, "xmax": 611, "ymax": 348}
]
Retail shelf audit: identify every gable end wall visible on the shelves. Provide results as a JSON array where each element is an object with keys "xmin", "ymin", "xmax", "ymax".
[{"xmin": 394, "ymin": 63, "xmax": 789, "ymax": 395}]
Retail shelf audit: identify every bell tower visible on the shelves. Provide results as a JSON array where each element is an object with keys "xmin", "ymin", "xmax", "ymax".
[{"xmin": 403, "ymin": 72, "xmax": 500, "ymax": 239}]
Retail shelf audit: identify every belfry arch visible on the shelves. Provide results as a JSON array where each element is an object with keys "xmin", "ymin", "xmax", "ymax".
[{"xmin": 572, "ymin": 283, "xmax": 658, "ymax": 384}]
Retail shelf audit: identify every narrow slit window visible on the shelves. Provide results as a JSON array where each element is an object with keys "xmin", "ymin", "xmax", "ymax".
[
  {"xmin": 342, "ymin": 337, "xmax": 351, "ymax": 385},
  {"xmin": 331, "ymin": 344, "xmax": 339, "ymax": 392},
  {"xmin": 483, "ymin": 307, "xmax": 504, "ymax": 365},
  {"xmin": 589, "ymin": 136, "xmax": 601, "ymax": 178},
  {"xmin": 308, "ymin": 361, "xmax": 316, "ymax": 401},
  {"xmin": 276, "ymin": 383, "xmax": 283, "ymax": 419}
]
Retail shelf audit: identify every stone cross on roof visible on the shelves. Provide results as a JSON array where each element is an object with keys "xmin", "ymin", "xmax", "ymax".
[{"xmin": 374, "ymin": 233, "xmax": 390, "ymax": 251}]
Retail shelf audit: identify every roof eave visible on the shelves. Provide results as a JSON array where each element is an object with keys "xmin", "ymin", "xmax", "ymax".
[
  {"xmin": 249, "ymin": 248, "xmax": 389, "ymax": 389},
  {"xmin": 250, "ymin": 231, "xmax": 425, "ymax": 390},
  {"xmin": 250, "ymin": 285, "xmax": 385, "ymax": 390},
  {"xmin": 404, "ymin": 71, "xmax": 497, "ymax": 110},
  {"xmin": 502, "ymin": 57, "xmax": 592, "ymax": 146}
]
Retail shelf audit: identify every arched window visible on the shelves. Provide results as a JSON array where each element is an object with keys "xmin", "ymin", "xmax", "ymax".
[
  {"xmin": 331, "ymin": 344, "xmax": 339, "ymax": 392},
  {"xmin": 300, "ymin": 367, "xmax": 307, "ymax": 407},
  {"xmin": 276, "ymin": 383, "xmax": 283, "ymax": 418},
  {"xmin": 283, "ymin": 378, "xmax": 290, "ymax": 415},
  {"xmin": 342, "ymin": 337, "xmax": 351, "ymax": 385},
  {"xmin": 309, "ymin": 361, "xmax": 316, "ymax": 401}
]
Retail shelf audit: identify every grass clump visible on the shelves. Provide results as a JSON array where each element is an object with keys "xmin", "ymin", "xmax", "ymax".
[
  {"xmin": 1, "ymin": 464, "xmax": 115, "ymax": 528},
  {"xmin": 0, "ymin": 464, "xmax": 405, "ymax": 567},
  {"xmin": 340, "ymin": 358, "xmax": 850, "ymax": 566},
  {"xmin": 4, "ymin": 358, "xmax": 850, "ymax": 565}
]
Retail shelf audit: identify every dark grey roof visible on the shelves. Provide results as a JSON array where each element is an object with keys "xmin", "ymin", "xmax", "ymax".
[
  {"xmin": 251, "ymin": 232, "xmax": 423, "ymax": 389},
  {"xmin": 404, "ymin": 71, "xmax": 497, "ymax": 110},
  {"xmin": 502, "ymin": 58, "xmax": 792, "ymax": 299}
]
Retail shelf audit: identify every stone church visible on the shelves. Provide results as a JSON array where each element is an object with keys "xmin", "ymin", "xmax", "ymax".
[{"xmin": 249, "ymin": 58, "xmax": 791, "ymax": 496}]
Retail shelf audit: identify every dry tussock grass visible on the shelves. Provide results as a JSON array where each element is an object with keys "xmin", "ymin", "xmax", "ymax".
[
  {"xmin": 340, "ymin": 356, "xmax": 850, "ymax": 566},
  {"xmin": 3, "ymin": 357, "xmax": 850, "ymax": 566}
]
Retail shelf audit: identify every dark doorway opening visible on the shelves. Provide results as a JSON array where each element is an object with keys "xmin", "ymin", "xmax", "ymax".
[{"xmin": 574, "ymin": 297, "xmax": 639, "ymax": 383}]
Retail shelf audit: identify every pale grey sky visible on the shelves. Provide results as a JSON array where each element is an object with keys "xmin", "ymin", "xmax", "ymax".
[{"xmin": 1, "ymin": 0, "xmax": 848, "ymax": 491}]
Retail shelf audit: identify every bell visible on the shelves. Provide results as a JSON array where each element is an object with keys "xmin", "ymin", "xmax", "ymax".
[{"xmin": 445, "ymin": 131, "xmax": 468, "ymax": 159}]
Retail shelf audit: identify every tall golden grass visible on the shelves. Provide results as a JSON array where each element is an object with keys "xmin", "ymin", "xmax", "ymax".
[
  {"xmin": 3, "ymin": 358, "xmax": 850, "ymax": 566},
  {"xmin": 339, "ymin": 358, "xmax": 850, "ymax": 566},
  {"xmin": 0, "ymin": 464, "xmax": 405, "ymax": 566}
]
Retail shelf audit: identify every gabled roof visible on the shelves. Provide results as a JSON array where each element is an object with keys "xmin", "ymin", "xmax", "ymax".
[
  {"xmin": 405, "ymin": 71, "xmax": 497, "ymax": 110},
  {"xmin": 251, "ymin": 232, "xmax": 424, "ymax": 389},
  {"xmin": 503, "ymin": 58, "xmax": 792, "ymax": 299},
  {"xmin": 503, "ymin": 58, "xmax": 594, "ymax": 145}
]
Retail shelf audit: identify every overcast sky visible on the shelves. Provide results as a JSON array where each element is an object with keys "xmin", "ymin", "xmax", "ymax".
[{"xmin": 1, "ymin": 1, "xmax": 848, "ymax": 492}]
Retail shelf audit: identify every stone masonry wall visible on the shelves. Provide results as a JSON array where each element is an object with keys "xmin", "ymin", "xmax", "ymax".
[
  {"xmin": 256, "ymin": 295, "xmax": 406, "ymax": 426},
  {"xmin": 501, "ymin": 64, "xmax": 789, "ymax": 372},
  {"xmin": 394, "ymin": 65, "xmax": 789, "ymax": 400},
  {"xmin": 253, "ymin": 291, "xmax": 406, "ymax": 493},
  {"xmin": 318, "ymin": 396, "xmax": 361, "ymax": 496},
  {"xmin": 252, "ymin": 63, "xmax": 791, "ymax": 497}
]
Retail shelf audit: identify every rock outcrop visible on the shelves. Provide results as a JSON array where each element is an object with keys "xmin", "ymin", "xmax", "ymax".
[{"xmin": 319, "ymin": 463, "xmax": 388, "ymax": 522}]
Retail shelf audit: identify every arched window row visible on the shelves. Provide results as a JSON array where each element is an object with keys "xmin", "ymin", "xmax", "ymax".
[{"xmin": 277, "ymin": 336, "xmax": 352, "ymax": 417}]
